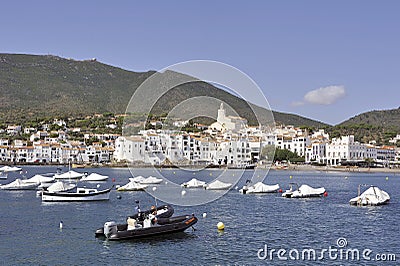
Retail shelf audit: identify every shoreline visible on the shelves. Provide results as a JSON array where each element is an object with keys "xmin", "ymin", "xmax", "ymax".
[
  {"xmin": 273, "ymin": 164, "xmax": 400, "ymax": 174},
  {"xmin": 2, "ymin": 161, "xmax": 400, "ymax": 174}
]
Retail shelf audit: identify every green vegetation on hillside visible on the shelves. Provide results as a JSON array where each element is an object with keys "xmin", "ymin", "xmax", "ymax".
[{"xmin": 0, "ymin": 53, "xmax": 327, "ymax": 129}]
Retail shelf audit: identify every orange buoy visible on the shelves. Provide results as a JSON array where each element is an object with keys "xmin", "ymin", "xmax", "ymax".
[
  {"xmin": 278, "ymin": 189, "xmax": 283, "ymax": 193},
  {"xmin": 323, "ymin": 191, "xmax": 328, "ymax": 197}
]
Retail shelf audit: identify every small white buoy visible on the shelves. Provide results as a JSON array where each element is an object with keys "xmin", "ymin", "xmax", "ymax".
[
  {"xmin": 181, "ymin": 190, "xmax": 186, "ymax": 196},
  {"xmin": 152, "ymin": 187, "xmax": 157, "ymax": 191},
  {"xmin": 217, "ymin": 222, "xmax": 225, "ymax": 230},
  {"xmin": 97, "ymin": 184, "xmax": 100, "ymax": 188},
  {"xmin": 235, "ymin": 186, "xmax": 239, "ymax": 190},
  {"xmin": 202, "ymin": 212, "xmax": 207, "ymax": 218},
  {"xmin": 386, "ymin": 177, "xmax": 389, "ymax": 181},
  {"xmin": 117, "ymin": 195, "xmax": 122, "ymax": 199},
  {"xmin": 165, "ymin": 181, "xmax": 168, "ymax": 185},
  {"xmin": 59, "ymin": 221, "xmax": 63, "ymax": 229},
  {"xmin": 344, "ymin": 176, "xmax": 348, "ymax": 179}
]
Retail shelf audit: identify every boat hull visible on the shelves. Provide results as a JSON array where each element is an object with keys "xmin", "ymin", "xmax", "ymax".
[{"xmin": 95, "ymin": 215, "xmax": 197, "ymax": 240}]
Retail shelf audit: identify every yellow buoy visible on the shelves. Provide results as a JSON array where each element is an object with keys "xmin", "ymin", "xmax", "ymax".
[
  {"xmin": 217, "ymin": 222, "xmax": 225, "ymax": 230},
  {"xmin": 386, "ymin": 177, "xmax": 389, "ymax": 181},
  {"xmin": 289, "ymin": 175, "xmax": 293, "ymax": 179}
]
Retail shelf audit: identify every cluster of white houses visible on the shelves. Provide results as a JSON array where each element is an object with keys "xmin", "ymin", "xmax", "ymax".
[
  {"xmin": 0, "ymin": 133, "xmax": 117, "ymax": 164},
  {"xmin": 114, "ymin": 104, "xmax": 400, "ymax": 167},
  {"xmin": 1, "ymin": 105, "xmax": 399, "ymax": 166}
]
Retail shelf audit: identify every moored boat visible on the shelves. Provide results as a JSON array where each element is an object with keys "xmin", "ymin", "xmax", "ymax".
[
  {"xmin": 204, "ymin": 180, "xmax": 232, "ymax": 190},
  {"xmin": 80, "ymin": 173, "xmax": 109, "ymax": 182},
  {"xmin": 181, "ymin": 178, "xmax": 206, "ymax": 188},
  {"xmin": 139, "ymin": 176, "xmax": 163, "ymax": 184},
  {"xmin": 239, "ymin": 182, "xmax": 280, "ymax": 194},
  {"xmin": 42, "ymin": 186, "xmax": 112, "ymax": 201},
  {"xmin": 54, "ymin": 170, "xmax": 84, "ymax": 180},
  {"xmin": 0, "ymin": 166, "xmax": 22, "ymax": 172},
  {"xmin": 0, "ymin": 178, "xmax": 39, "ymax": 190},
  {"xmin": 282, "ymin": 183, "xmax": 326, "ymax": 198},
  {"xmin": 117, "ymin": 180, "xmax": 148, "ymax": 191},
  {"xmin": 95, "ymin": 203, "xmax": 196, "ymax": 241},
  {"xmin": 349, "ymin": 185, "xmax": 390, "ymax": 206}
]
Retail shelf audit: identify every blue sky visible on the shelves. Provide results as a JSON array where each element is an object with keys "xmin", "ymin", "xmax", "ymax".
[{"xmin": 2, "ymin": 1, "xmax": 399, "ymax": 125}]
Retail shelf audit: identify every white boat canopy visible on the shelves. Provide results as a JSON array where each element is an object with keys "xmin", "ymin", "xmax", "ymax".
[
  {"xmin": 241, "ymin": 182, "xmax": 280, "ymax": 194},
  {"xmin": 349, "ymin": 186, "xmax": 390, "ymax": 206},
  {"xmin": 204, "ymin": 180, "xmax": 232, "ymax": 190},
  {"xmin": 81, "ymin": 173, "xmax": 109, "ymax": 181},
  {"xmin": 0, "ymin": 166, "xmax": 22, "ymax": 172},
  {"xmin": 54, "ymin": 170, "xmax": 84, "ymax": 179},
  {"xmin": 181, "ymin": 178, "xmax": 206, "ymax": 188},
  {"xmin": 47, "ymin": 181, "xmax": 76, "ymax": 193},
  {"xmin": 24, "ymin": 174, "xmax": 55, "ymax": 184}
]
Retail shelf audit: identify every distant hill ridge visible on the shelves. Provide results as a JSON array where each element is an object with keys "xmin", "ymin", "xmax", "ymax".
[{"xmin": 0, "ymin": 53, "xmax": 327, "ymax": 128}]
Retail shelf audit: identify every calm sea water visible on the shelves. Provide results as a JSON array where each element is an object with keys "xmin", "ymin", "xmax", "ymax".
[{"xmin": 0, "ymin": 166, "xmax": 398, "ymax": 265}]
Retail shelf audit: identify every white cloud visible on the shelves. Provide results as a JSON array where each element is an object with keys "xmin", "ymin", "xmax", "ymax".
[{"xmin": 303, "ymin": 85, "xmax": 346, "ymax": 105}]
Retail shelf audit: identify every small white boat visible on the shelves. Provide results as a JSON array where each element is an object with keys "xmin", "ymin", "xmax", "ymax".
[
  {"xmin": 282, "ymin": 183, "xmax": 326, "ymax": 198},
  {"xmin": 129, "ymin": 176, "xmax": 145, "ymax": 183},
  {"xmin": 139, "ymin": 176, "xmax": 163, "ymax": 185},
  {"xmin": 42, "ymin": 186, "xmax": 112, "ymax": 202},
  {"xmin": 181, "ymin": 178, "xmax": 206, "ymax": 188},
  {"xmin": 0, "ymin": 172, "xmax": 8, "ymax": 180},
  {"xmin": 0, "ymin": 178, "xmax": 38, "ymax": 190},
  {"xmin": 349, "ymin": 185, "xmax": 390, "ymax": 206},
  {"xmin": 54, "ymin": 170, "xmax": 84, "ymax": 179},
  {"xmin": 24, "ymin": 174, "xmax": 55, "ymax": 184},
  {"xmin": 80, "ymin": 173, "xmax": 109, "ymax": 182},
  {"xmin": 46, "ymin": 181, "xmax": 76, "ymax": 193},
  {"xmin": 240, "ymin": 182, "xmax": 280, "ymax": 194},
  {"xmin": 117, "ymin": 181, "xmax": 148, "ymax": 191},
  {"xmin": 0, "ymin": 166, "xmax": 22, "ymax": 172},
  {"xmin": 204, "ymin": 180, "xmax": 232, "ymax": 190}
]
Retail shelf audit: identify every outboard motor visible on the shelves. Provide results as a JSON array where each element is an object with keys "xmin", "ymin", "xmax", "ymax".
[{"xmin": 104, "ymin": 221, "xmax": 117, "ymax": 238}]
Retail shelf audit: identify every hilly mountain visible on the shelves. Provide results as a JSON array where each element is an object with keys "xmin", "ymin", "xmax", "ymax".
[
  {"xmin": 328, "ymin": 108, "xmax": 400, "ymax": 145},
  {"xmin": 0, "ymin": 53, "xmax": 328, "ymax": 128}
]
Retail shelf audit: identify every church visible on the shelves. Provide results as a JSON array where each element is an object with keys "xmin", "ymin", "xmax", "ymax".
[{"xmin": 209, "ymin": 103, "xmax": 248, "ymax": 132}]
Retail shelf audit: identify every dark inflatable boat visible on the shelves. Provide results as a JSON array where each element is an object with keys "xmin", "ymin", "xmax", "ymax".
[{"xmin": 95, "ymin": 214, "xmax": 198, "ymax": 240}]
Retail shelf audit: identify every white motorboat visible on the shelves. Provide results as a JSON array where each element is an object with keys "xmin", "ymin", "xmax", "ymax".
[
  {"xmin": 54, "ymin": 170, "xmax": 84, "ymax": 179},
  {"xmin": 24, "ymin": 174, "xmax": 55, "ymax": 185},
  {"xmin": 42, "ymin": 186, "xmax": 112, "ymax": 202},
  {"xmin": 117, "ymin": 181, "xmax": 148, "ymax": 191},
  {"xmin": 80, "ymin": 173, "xmax": 109, "ymax": 182},
  {"xmin": 282, "ymin": 183, "xmax": 326, "ymax": 198},
  {"xmin": 239, "ymin": 182, "xmax": 280, "ymax": 194},
  {"xmin": 0, "ymin": 178, "xmax": 39, "ymax": 190},
  {"xmin": 0, "ymin": 166, "xmax": 22, "ymax": 172},
  {"xmin": 129, "ymin": 176, "xmax": 145, "ymax": 183},
  {"xmin": 46, "ymin": 181, "xmax": 76, "ymax": 193},
  {"xmin": 181, "ymin": 178, "xmax": 206, "ymax": 188},
  {"xmin": 139, "ymin": 176, "xmax": 163, "ymax": 184},
  {"xmin": 204, "ymin": 180, "xmax": 232, "ymax": 190},
  {"xmin": 349, "ymin": 185, "xmax": 390, "ymax": 206}
]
